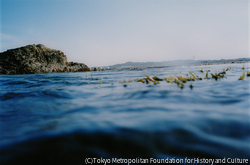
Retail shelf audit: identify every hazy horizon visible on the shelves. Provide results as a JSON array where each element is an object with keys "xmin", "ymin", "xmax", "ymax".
[{"xmin": 1, "ymin": 0, "xmax": 249, "ymax": 67}]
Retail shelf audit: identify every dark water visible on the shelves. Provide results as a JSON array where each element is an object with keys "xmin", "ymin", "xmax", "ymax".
[{"xmin": 0, "ymin": 63, "xmax": 249, "ymax": 164}]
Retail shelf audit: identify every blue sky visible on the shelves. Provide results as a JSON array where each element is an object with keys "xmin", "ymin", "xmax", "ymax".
[{"xmin": 1, "ymin": 0, "xmax": 249, "ymax": 67}]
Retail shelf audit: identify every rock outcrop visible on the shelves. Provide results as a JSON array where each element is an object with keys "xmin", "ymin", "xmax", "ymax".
[{"xmin": 0, "ymin": 44, "xmax": 90, "ymax": 74}]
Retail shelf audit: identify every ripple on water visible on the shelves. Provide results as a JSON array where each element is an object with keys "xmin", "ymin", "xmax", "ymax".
[{"xmin": 0, "ymin": 63, "xmax": 249, "ymax": 164}]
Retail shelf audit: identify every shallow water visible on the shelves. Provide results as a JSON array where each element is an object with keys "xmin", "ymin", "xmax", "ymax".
[{"xmin": 0, "ymin": 63, "xmax": 249, "ymax": 164}]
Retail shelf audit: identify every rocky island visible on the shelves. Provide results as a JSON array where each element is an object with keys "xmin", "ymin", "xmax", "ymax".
[{"xmin": 0, "ymin": 44, "xmax": 90, "ymax": 74}]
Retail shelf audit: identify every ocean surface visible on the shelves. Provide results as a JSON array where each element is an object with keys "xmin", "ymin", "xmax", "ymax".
[{"xmin": 0, "ymin": 63, "xmax": 249, "ymax": 164}]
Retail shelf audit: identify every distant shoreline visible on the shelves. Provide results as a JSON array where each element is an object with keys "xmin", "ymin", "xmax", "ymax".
[{"xmin": 91, "ymin": 58, "xmax": 250, "ymax": 71}]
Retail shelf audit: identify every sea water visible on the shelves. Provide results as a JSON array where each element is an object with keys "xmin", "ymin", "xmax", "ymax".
[{"xmin": 0, "ymin": 63, "xmax": 249, "ymax": 164}]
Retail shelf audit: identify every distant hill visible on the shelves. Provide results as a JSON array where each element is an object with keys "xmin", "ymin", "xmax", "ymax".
[
  {"xmin": 110, "ymin": 60, "xmax": 194, "ymax": 68},
  {"xmin": 91, "ymin": 58, "xmax": 250, "ymax": 71},
  {"xmin": 110, "ymin": 58, "xmax": 249, "ymax": 68}
]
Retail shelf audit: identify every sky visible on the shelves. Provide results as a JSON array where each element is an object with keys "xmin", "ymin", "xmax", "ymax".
[{"xmin": 1, "ymin": 0, "xmax": 249, "ymax": 67}]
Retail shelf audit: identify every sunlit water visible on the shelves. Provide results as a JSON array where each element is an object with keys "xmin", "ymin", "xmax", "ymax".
[{"xmin": 0, "ymin": 63, "xmax": 249, "ymax": 164}]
